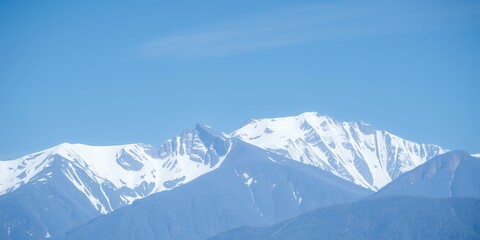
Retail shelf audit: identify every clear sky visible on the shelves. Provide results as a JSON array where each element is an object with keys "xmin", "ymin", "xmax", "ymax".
[{"xmin": 1, "ymin": 0, "xmax": 479, "ymax": 159}]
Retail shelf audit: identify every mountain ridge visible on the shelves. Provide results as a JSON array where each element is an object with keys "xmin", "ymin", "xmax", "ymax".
[
  {"xmin": 372, "ymin": 150, "xmax": 480, "ymax": 199},
  {"xmin": 0, "ymin": 112, "xmax": 450, "ymax": 202},
  {"xmin": 231, "ymin": 111, "xmax": 446, "ymax": 190},
  {"xmin": 0, "ymin": 124, "xmax": 232, "ymax": 239}
]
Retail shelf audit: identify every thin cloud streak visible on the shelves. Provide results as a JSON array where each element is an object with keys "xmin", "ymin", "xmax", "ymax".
[{"xmin": 138, "ymin": 0, "xmax": 480, "ymax": 59}]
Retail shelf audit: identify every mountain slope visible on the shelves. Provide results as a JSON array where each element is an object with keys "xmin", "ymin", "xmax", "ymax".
[
  {"xmin": 0, "ymin": 160, "xmax": 99, "ymax": 239},
  {"xmin": 0, "ymin": 124, "xmax": 231, "ymax": 239},
  {"xmin": 231, "ymin": 112, "xmax": 446, "ymax": 190},
  {"xmin": 65, "ymin": 138, "xmax": 372, "ymax": 240},
  {"xmin": 373, "ymin": 151, "xmax": 480, "ymax": 198},
  {"xmin": 211, "ymin": 197, "xmax": 480, "ymax": 240},
  {"xmin": 211, "ymin": 151, "xmax": 480, "ymax": 240}
]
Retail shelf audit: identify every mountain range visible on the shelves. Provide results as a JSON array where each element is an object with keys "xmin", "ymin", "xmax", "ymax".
[{"xmin": 0, "ymin": 112, "xmax": 477, "ymax": 239}]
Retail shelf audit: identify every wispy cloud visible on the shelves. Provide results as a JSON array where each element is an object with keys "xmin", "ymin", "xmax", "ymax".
[{"xmin": 138, "ymin": 0, "xmax": 480, "ymax": 59}]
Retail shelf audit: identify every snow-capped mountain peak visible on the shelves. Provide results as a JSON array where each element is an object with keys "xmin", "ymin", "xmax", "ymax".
[
  {"xmin": 231, "ymin": 112, "xmax": 446, "ymax": 190},
  {"xmin": 0, "ymin": 126, "xmax": 233, "ymax": 214}
]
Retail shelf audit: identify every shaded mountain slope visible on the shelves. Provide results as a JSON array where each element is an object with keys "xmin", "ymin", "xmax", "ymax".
[{"xmin": 65, "ymin": 140, "xmax": 371, "ymax": 240}]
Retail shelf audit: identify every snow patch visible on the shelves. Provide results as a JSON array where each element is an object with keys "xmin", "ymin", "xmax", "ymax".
[{"xmin": 241, "ymin": 172, "xmax": 257, "ymax": 186}]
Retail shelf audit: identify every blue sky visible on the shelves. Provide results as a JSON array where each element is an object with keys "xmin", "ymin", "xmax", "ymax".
[{"xmin": 1, "ymin": 0, "xmax": 479, "ymax": 158}]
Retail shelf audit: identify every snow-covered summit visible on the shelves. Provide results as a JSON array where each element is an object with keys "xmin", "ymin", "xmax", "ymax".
[
  {"xmin": 0, "ymin": 143, "xmax": 151, "ymax": 196},
  {"xmin": 0, "ymin": 125, "xmax": 232, "ymax": 214},
  {"xmin": 231, "ymin": 112, "xmax": 446, "ymax": 190}
]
